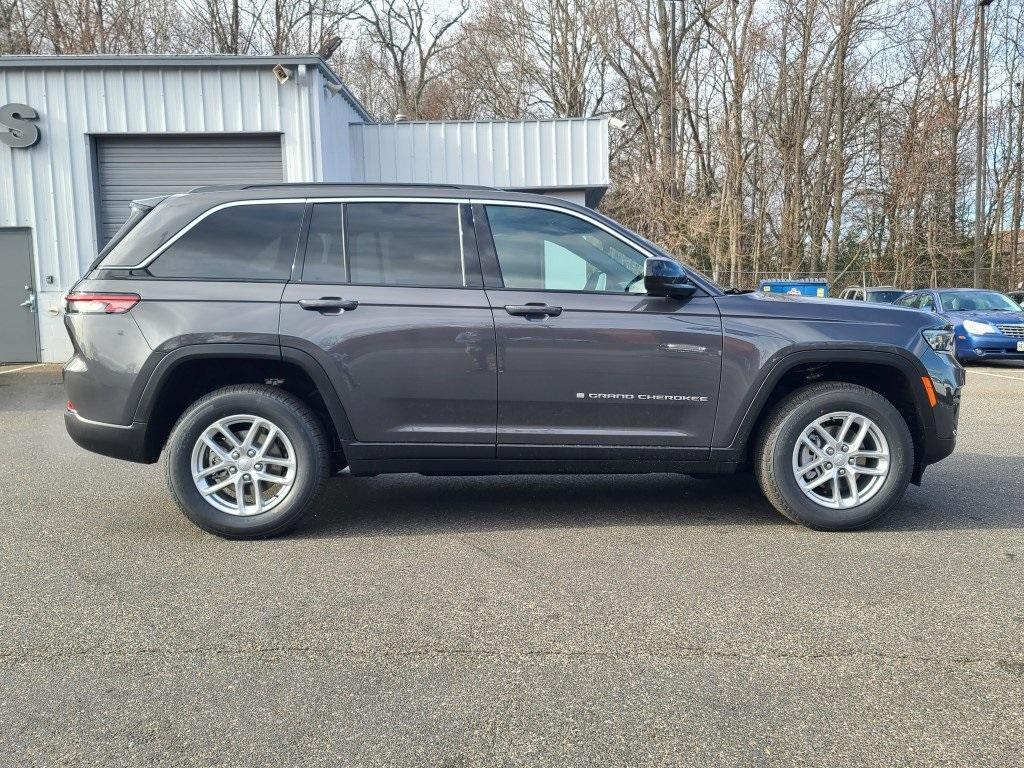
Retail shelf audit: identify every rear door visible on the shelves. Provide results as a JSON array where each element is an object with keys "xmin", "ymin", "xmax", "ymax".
[
  {"xmin": 280, "ymin": 200, "xmax": 497, "ymax": 453},
  {"xmin": 475, "ymin": 202, "xmax": 722, "ymax": 457}
]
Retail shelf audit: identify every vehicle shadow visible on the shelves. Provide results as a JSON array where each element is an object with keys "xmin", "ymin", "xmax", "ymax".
[
  {"xmin": 296, "ymin": 451, "xmax": 1023, "ymax": 538},
  {"xmin": 298, "ymin": 471, "xmax": 782, "ymax": 538}
]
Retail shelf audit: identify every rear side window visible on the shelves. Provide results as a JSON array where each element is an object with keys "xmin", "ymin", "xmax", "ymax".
[
  {"xmin": 148, "ymin": 203, "xmax": 304, "ymax": 280},
  {"xmin": 345, "ymin": 202, "xmax": 464, "ymax": 287}
]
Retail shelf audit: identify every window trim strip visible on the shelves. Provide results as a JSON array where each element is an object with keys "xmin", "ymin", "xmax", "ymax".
[{"xmin": 104, "ymin": 196, "xmax": 667, "ymax": 282}]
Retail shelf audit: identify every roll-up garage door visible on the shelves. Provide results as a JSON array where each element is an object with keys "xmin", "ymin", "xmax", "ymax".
[{"xmin": 94, "ymin": 134, "xmax": 284, "ymax": 245}]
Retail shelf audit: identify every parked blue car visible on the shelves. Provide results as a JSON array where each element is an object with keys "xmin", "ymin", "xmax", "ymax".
[{"xmin": 893, "ymin": 288, "xmax": 1024, "ymax": 362}]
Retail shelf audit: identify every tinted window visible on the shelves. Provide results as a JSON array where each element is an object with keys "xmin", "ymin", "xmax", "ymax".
[
  {"xmin": 346, "ymin": 202, "xmax": 464, "ymax": 287},
  {"xmin": 149, "ymin": 203, "xmax": 303, "ymax": 280},
  {"xmin": 485, "ymin": 205, "xmax": 646, "ymax": 293},
  {"xmin": 302, "ymin": 204, "xmax": 345, "ymax": 283},
  {"xmin": 867, "ymin": 290, "xmax": 904, "ymax": 303}
]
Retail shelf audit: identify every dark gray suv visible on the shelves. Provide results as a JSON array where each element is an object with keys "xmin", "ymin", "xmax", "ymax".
[{"xmin": 63, "ymin": 184, "xmax": 964, "ymax": 537}]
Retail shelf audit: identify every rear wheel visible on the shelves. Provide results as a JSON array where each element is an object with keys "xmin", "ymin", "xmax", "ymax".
[
  {"xmin": 754, "ymin": 382, "xmax": 913, "ymax": 530},
  {"xmin": 165, "ymin": 384, "xmax": 329, "ymax": 538}
]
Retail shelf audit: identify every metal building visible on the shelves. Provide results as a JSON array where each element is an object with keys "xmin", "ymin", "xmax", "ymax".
[
  {"xmin": 349, "ymin": 119, "xmax": 609, "ymax": 207},
  {"xmin": 0, "ymin": 55, "xmax": 610, "ymax": 363}
]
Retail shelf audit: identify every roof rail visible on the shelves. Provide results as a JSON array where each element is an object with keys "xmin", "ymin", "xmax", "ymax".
[{"xmin": 187, "ymin": 182, "xmax": 502, "ymax": 194}]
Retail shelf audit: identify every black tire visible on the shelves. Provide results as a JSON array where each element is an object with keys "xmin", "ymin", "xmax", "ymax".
[
  {"xmin": 754, "ymin": 382, "xmax": 913, "ymax": 531},
  {"xmin": 165, "ymin": 384, "xmax": 330, "ymax": 538}
]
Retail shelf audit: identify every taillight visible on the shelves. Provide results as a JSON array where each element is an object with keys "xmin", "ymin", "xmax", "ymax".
[{"xmin": 65, "ymin": 292, "xmax": 140, "ymax": 314}]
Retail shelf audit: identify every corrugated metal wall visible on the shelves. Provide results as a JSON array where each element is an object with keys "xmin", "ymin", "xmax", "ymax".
[
  {"xmin": 348, "ymin": 119, "xmax": 609, "ymax": 191},
  {"xmin": 0, "ymin": 62, "xmax": 361, "ymax": 361}
]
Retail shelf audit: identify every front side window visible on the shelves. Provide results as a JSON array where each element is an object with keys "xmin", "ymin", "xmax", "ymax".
[
  {"xmin": 919, "ymin": 295, "xmax": 936, "ymax": 311},
  {"xmin": 148, "ymin": 203, "xmax": 303, "ymax": 280},
  {"xmin": 485, "ymin": 205, "xmax": 647, "ymax": 293},
  {"xmin": 345, "ymin": 202, "xmax": 464, "ymax": 287}
]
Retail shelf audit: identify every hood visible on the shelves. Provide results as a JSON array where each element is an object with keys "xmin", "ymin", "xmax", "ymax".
[
  {"xmin": 941, "ymin": 309, "xmax": 1024, "ymax": 326},
  {"xmin": 718, "ymin": 291, "xmax": 946, "ymax": 330}
]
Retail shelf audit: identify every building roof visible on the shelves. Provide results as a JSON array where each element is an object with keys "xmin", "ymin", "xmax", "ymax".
[{"xmin": 0, "ymin": 54, "xmax": 372, "ymax": 121}]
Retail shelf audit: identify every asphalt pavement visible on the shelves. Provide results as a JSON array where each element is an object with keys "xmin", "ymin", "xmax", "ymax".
[{"xmin": 1, "ymin": 362, "xmax": 1021, "ymax": 767}]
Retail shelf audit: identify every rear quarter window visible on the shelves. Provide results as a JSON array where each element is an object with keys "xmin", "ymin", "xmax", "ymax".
[{"xmin": 147, "ymin": 203, "xmax": 304, "ymax": 280}]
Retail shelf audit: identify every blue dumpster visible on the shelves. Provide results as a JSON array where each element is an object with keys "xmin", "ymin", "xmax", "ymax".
[{"xmin": 758, "ymin": 279, "xmax": 829, "ymax": 298}]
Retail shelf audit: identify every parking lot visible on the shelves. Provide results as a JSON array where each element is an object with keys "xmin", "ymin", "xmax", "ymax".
[{"xmin": 1, "ymin": 362, "xmax": 1021, "ymax": 767}]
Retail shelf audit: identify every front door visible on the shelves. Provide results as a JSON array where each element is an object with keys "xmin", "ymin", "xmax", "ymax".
[
  {"xmin": 477, "ymin": 204, "xmax": 722, "ymax": 457},
  {"xmin": 280, "ymin": 201, "xmax": 497, "ymax": 452},
  {"xmin": 0, "ymin": 229, "xmax": 39, "ymax": 363}
]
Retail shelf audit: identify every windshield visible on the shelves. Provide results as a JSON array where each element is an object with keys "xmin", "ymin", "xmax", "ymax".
[
  {"xmin": 938, "ymin": 291, "xmax": 1021, "ymax": 312},
  {"xmin": 866, "ymin": 290, "xmax": 904, "ymax": 303}
]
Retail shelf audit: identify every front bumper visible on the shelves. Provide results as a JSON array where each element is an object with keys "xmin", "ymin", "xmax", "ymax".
[
  {"xmin": 956, "ymin": 334, "xmax": 1024, "ymax": 361},
  {"xmin": 64, "ymin": 408, "xmax": 154, "ymax": 464},
  {"xmin": 913, "ymin": 345, "xmax": 963, "ymax": 482}
]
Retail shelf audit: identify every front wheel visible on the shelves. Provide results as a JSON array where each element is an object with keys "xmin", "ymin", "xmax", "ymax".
[
  {"xmin": 754, "ymin": 382, "xmax": 913, "ymax": 531},
  {"xmin": 165, "ymin": 384, "xmax": 330, "ymax": 538}
]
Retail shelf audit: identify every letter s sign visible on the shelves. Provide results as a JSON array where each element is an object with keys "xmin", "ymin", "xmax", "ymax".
[{"xmin": 0, "ymin": 103, "xmax": 41, "ymax": 149}]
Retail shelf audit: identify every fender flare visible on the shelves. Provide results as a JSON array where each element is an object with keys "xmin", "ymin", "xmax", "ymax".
[
  {"xmin": 132, "ymin": 342, "xmax": 356, "ymax": 443},
  {"xmin": 714, "ymin": 345, "xmax": 935, "ymax": 457}
]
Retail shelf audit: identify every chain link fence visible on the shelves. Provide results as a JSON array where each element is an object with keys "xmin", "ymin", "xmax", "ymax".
[{"xmin": 718, "ymin": 267, "xmax": 1024, "ymax": 294}]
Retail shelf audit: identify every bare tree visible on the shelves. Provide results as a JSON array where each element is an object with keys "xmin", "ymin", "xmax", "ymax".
[
  {"xmin": 4, "ymin": 0, "xmax": 1023, "ymax": 290},
  {"xmin": 350, "ymin": 0, "xmax": 468, "ymax": 119}
]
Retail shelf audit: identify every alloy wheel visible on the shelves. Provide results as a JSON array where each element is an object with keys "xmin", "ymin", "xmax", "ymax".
[
  {"xmin": 791, "ymin": 411, "xmax": 890, "ymax": 510},
  {"xmin": 190, "ymin": 415, "xmax": 296, "ymax": 516}
]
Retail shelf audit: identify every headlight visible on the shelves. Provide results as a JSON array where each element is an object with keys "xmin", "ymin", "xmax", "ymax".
[
  {"xmin": 962, "ymin": 319, "xmax": 997, "ymax": 335},
  {"xmin": 922, "ymin": 329, "xmax": 954, "ymax": 353}
]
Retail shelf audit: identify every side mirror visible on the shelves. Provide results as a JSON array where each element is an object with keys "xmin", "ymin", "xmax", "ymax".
[{"xmin": 644, "ymin": 256, "xmax": 697, "ymax": 300}]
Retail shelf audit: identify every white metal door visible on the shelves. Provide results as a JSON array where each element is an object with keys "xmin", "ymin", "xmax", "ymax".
[{"xmin": 0, "ymin": 228, "xmax": 39, "ymax": 363}]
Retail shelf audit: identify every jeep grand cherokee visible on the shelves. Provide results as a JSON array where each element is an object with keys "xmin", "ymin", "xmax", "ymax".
[{"xmin": 63, "ymin": 184, "xmax": 963, "ymax": 537}]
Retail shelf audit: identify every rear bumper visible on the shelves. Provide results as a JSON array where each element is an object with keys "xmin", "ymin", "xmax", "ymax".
[{"xmin": 64, "ymin": 409, "xmax": 154, "ymax": 464}]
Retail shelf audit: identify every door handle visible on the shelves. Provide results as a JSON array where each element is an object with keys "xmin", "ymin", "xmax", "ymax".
[
  {"xmin": 504, "ymin": 304, "xmax": 562, "ymax": 318},
  {"xmin": 298, "ymin": 297, "xmax": 358, "ymax": 314},
  {"xmin": 20, "ymin": 290, "xmax": 36, "ymax": 311}
]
